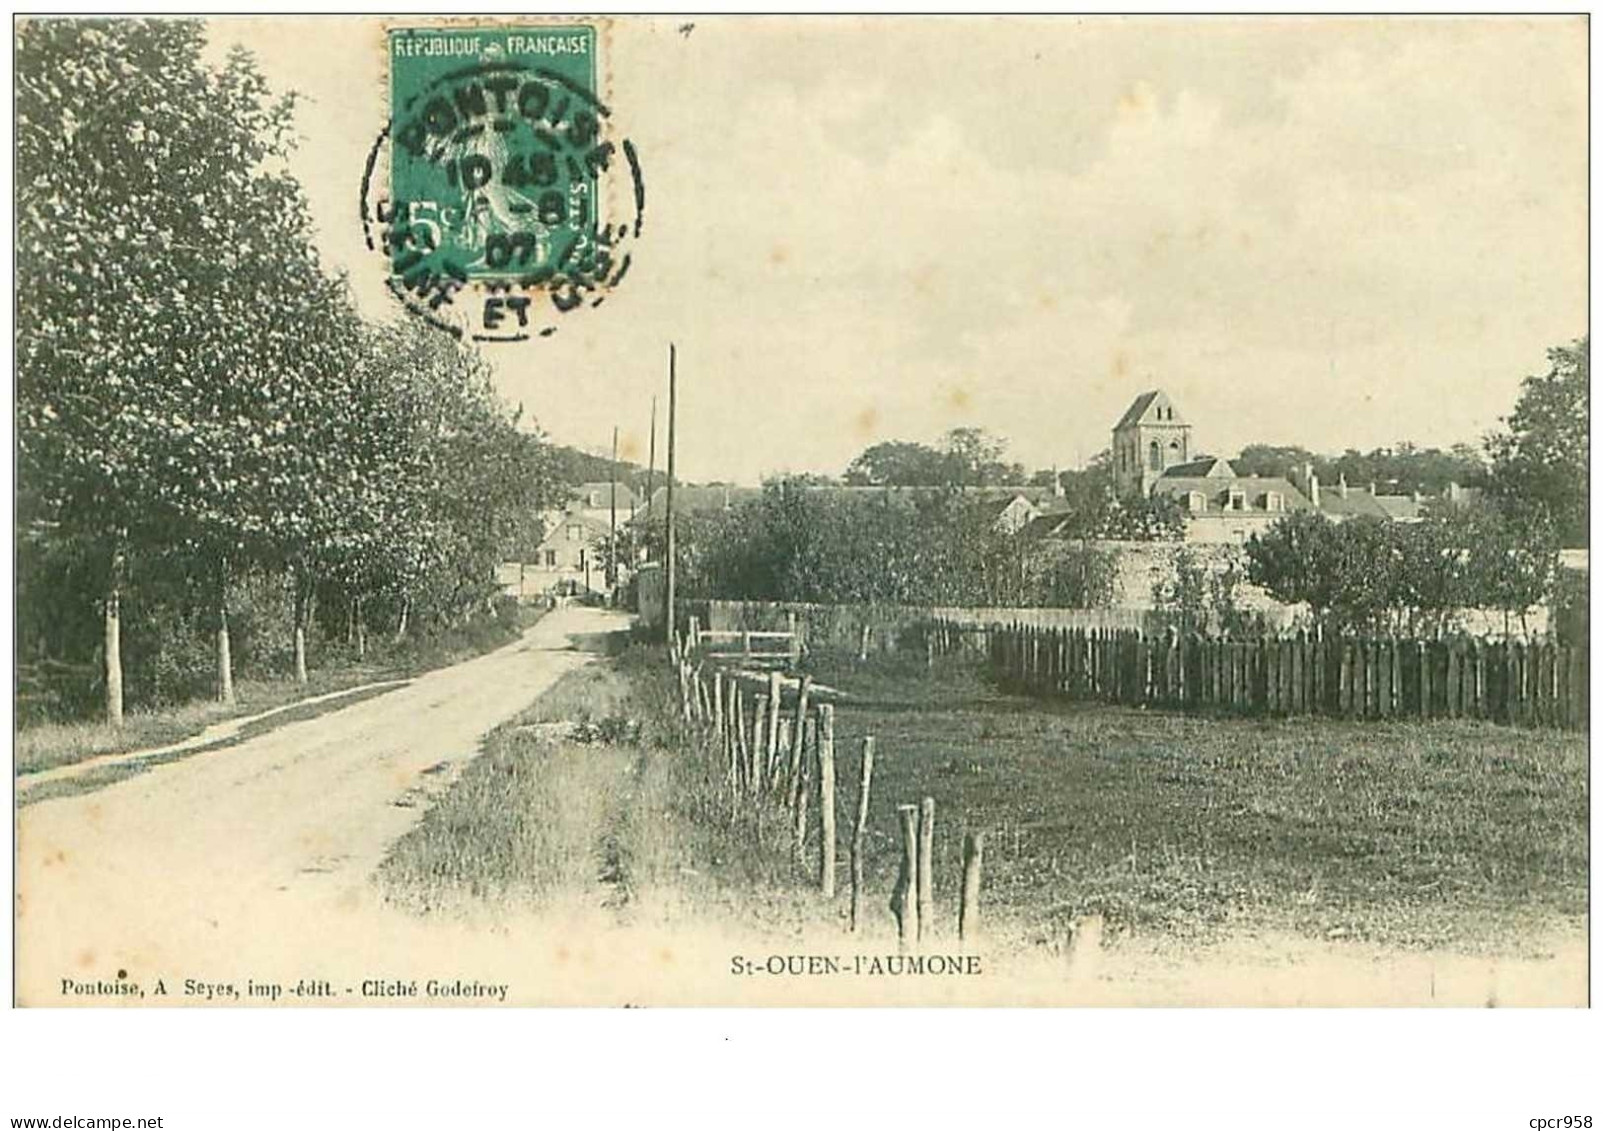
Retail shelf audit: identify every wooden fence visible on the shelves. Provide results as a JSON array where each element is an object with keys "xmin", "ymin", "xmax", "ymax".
[
  {"xmin": 666, "ymin": 636, "xmax": 986, "ymax": 946},
  {"xmin": 933, "ymin": 620, "xmax": 1587, "ymax": 731}
]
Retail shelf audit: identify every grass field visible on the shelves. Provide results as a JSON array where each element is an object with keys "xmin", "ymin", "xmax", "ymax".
[
  {"xmin": 806, "ymin": 650, "xmax": 1587, "ymax": 953},
  {"xmin": 379, "ymin": 642, "xmax": 1587, "ymax": 958}
]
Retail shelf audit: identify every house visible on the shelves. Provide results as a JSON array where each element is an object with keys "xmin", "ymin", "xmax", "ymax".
[
  {"xmin": 1112, "ymin": 390, "xmax": 1464, "ymax": 543},
  {"xmin": 1282, "ymin": 461, "xmax": 1436, "ymax": 525},
  {"xmin": 568, "ymin": 480, "xmax": 637, "ymax": 517},
  {"xmin": 536, "ymin": 481, "xmax": 638, "ymax": 535},
  {"xmin": 504, "ymin": 509, "xmax": 616, "ymax": 600}
]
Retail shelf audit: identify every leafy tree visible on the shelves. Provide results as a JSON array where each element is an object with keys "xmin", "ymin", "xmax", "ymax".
[
  {"xmin": 1153, "ymin": 548, "xmax": 1251, "ymax": 635},
  {"xmin": 1246, "ymin": 513, "xmax": 1403, "ymax": 633},
  {"xmin": 1032, "ymin": 542, "xmax": 1122, "ymax": 609},
  {"xmin": 941, "ymin": 427, "xmax": 1025, "ymax": 487},
  {"xmin": 16, "ymin": 19, "xmax": 314, "ymax": 717},
  {"xmin": 843, "ymin": 440, "xmax": 951, "ymax": 487},
  {"xmin": 842, "ymin": 428, "xmax": 1024, "ymax": 488},
  {"xmin": 1486, "ymin": 337, "xmax": 1589, "ymax": 547},
  {"xmin": 1453, "ymin": 504, "xmax": 1561, "ymax": 635}
]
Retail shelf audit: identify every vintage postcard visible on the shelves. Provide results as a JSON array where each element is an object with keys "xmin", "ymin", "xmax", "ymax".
[{"xmin": 12, "ymin": 14, "xmax": 1588, "ymax": 1008}]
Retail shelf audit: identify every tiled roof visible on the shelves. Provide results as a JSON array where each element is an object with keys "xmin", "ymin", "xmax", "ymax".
[
  {"xmin": 1316, "ymin": 489, "xmax": 1391, "ymax": 519},
  {"xmin": 1114, "ymin": 389, "xmax": 1187, "ymax": 430},
  {"xmin": 1115, "ymin": 391, "xmax": 1161, "ymax": 430},
  {"xmin": 540, "ymin": 511, "xmax": 612, "ymax": 546},
  {"xmin": 1151, "ymin": 475, "xmax": 1312, "ymax": 514},
  {"xmin": 1160, "ymin": 456, "xmax": 1235, "ymax": 480}
]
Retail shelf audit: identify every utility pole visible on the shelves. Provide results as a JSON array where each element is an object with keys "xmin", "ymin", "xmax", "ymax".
[
  {"xmin": 665, "ymin": 344, "xmax": 678, "ymax": 643},
  {"xmin": 609, "ymin": 424, "xmax": 619, "ymax": 598}
]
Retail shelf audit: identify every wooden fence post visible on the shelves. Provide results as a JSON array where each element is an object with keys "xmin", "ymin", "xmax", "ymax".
[
  {"xmin": 916, "ymin": 796, "xmax": 935, "ymax": 944},
  {"xmin": 959, "ymin": 831, "xmax": 984, "ymax": 945},
  {"xmin": 792, "ymin": 715, "xmax": 811, "ymax": 863},
  {"xmin": 749, "ymin": 694, "xmax": 768, "ymax": 795},
  {"xmin": 765, "ymin": 670, "xmax": 782, "ymax": 788},
  {"xmin": 776, "ymin": 717, "xmax": 793, "ymax": 787},
  {"xmin": 729, "ymin": 684, "xmax": 745, "ymax": 790},
  {"xmin": 858, "ymin": 624, "xmax": 871, "ymax": 662},
  {"xmin": 851, "ymin": 736, "xmax": 874, "ymax": 932},
  {"xmin": 1423, "ymin": 637, "xmax": 1436, "ymax": 717},
  {"xmin": 787, "ymin": 675, "xmax": 813, "ymax": 807},
  {"xmin": 712, "ymin": 671, "xmax": 725, "ymax": 740},
  {"xmin": 894, "ymin": 804, "xmax": 919, "ymax": 950},
  {"xmin": 817, "ymin": 703, "xmax": 836, "ymax": 897}
]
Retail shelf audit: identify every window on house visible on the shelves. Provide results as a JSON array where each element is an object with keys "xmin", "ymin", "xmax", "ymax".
[
  {"xmin": 1265, "ymin": 491, "xmax": 1283, "ymax": 513},
  {"xmin": 1187, "ymin": 491, "xmax": 1206, "ymax": 512},
  {"xmin": 1227, "ymin": 490, "xmax": 1246, "ymax": 512},
  {"xmin": 566, "ymin": 525, "xmax": 582, "ymax": 541},
  {"xmin": 1148, "ymin": 441, "xmax": 1162, "ymax": 470},
  {"xmin": 544, "ymin": 550, "xmax": 557, "ymax": 567}
]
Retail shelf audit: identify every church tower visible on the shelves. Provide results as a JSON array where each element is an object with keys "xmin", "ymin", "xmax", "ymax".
[{"xmin": 1112, "ymin": 390, "xmax": 1191, "ymax": 498}]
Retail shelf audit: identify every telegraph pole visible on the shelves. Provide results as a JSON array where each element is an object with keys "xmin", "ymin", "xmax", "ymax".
[
  {"xmin": 608, "ymin": 425, "xmax": 619, "ymax": 597},
  {"xmin": 664, "ymin": 345, "xmax": 678, "ymax": 643}
]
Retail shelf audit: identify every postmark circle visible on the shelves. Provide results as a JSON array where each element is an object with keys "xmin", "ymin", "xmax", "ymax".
[{"xmin": 360, "ymin": 29, "xmax": 645, "ymax": 342}]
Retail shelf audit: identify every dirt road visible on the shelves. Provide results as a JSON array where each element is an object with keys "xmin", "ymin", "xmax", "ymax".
[{"xmin": 14, "ymin": 605, "xmax": 629, "ymax": 1006}]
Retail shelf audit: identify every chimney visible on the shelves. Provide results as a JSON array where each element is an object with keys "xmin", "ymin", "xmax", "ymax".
[
  {"xmin": 1338, "ymin": 473, "xmax": 1349, "ymax": 499},
  {"xmin": 1052, "ymin": 465, "xmax": 1065, "ymax": 499}
]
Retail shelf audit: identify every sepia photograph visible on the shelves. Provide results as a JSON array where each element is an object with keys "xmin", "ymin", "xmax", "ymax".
[{"xmin": 11, "ymin": 12, "xmax": 1589, "ymax": 1022}]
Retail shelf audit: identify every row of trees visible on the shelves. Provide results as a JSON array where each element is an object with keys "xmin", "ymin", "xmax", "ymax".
[
  {"xmin": 664, "ymin": 482, "xmax": 1121, "ymax": 609},
  {"xmin": 17, "ymin": 20, "xmax": 561, "ymax": 724},
  {"xmin": 1245, "ymin": 504, "xmax": 1567, "ymax": 637}
]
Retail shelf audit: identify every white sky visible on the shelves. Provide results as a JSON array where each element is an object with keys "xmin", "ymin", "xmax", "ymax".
[{"xmin": 210, "ymin": 15, "xmax": 1588, "ymax": 484}]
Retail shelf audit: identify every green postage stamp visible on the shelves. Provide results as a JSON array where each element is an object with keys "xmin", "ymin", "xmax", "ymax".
[{"xmin": 368, "ymin": 23, "xmax": 643, "ymax": 340}]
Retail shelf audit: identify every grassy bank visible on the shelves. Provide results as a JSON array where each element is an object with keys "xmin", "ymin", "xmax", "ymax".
[
  {"xmin": 380, "ymin": 642, "xmax": 1587, "ymax": 958},
  {"xmin": 377, "ymin": 647, "xmax": 815, "ymax": 934},
  {"xmin": 16, "ymin": 605, "xmax": 547, "ymax": 778}
]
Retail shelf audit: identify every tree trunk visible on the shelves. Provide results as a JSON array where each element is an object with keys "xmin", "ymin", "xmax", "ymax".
[
  {"xmin": 292, "ymin": 571, "xmax": 309, "ymax": 686},
  {"xmin": 216, "ymin": 555, "xmax": 235, "ymax": 705},
  {"xmin": 394, "ymin": 595, "xmax": 410, "ymax": 644},
  {"xmin": 104, "ymin": 545, "xmax": 125, "ymax": 728},
  {"xmin": 355, "ymin": 596, "xmax": 367, "ymax": 660}
]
